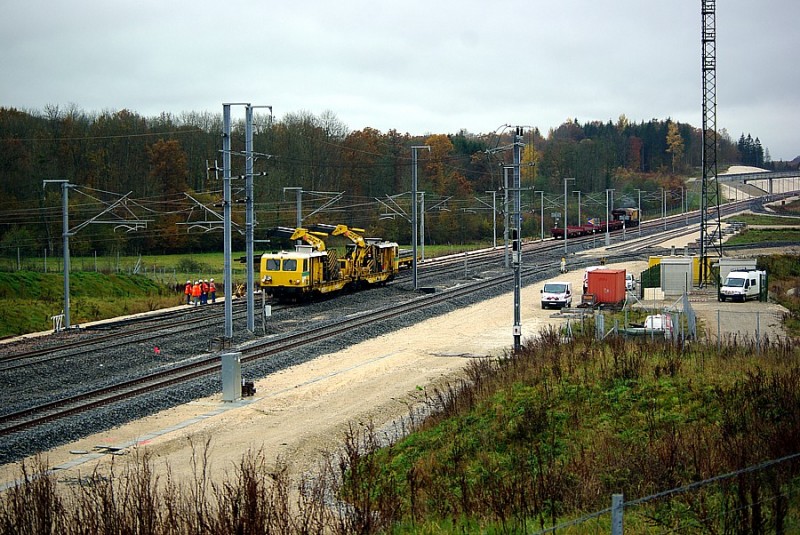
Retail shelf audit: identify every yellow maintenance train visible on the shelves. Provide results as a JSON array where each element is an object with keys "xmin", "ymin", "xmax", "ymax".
[{"xmin": 259, "ymin": 224, "xmax": 410, "ymax": 300}]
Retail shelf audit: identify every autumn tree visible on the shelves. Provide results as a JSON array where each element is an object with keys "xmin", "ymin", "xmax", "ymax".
[
  {"xmin": 521, "ymin": 139, "xmax": 538, "ymax": 185},
  {"xmin": 627, "ymin": 136, "xmax": 643, "ymax": 171},
  {"xmin": 341, "ymin": 127, "xmax": 382, "ymax": 197},
  {"xmin": 666, "ymin": 121, "xmax": 685, "ymax": 173},
  {"xmin": 148, "ymin": 139, "xmax": 189, "ymax": 198},
  {"xmin": 382, "ymin": 129, "xmax": 410, "ymax": 195},
  {"xmin": 423, "ymin": 134, "xmax": 452, "ymax": 195}
]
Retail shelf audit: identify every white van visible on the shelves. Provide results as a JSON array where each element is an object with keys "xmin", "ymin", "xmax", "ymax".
[
  {"xmin": 719, "ymin": 269, "xmax": 765, "ymax": 302},
  {"xmin": 583, "ymin": 266, "xmax": 603, "ymax": 293},
  {"xmin": 625, "ymin": 273, "xmax": 636, "ymax": 291},
  {"xmin": 541, "ymin": 281, "xmax": 573, "ymax": 309}
]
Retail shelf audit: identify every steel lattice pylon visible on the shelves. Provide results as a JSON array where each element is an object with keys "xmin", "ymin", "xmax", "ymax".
[{"xmin": 700, "ymin": 0, "xmax": 723, "ymax": 286}]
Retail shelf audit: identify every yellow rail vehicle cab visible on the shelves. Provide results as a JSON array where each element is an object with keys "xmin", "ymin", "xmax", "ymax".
[{"xmin": 260, "ymin": 245, "xmax": 346, "ymax": 298}]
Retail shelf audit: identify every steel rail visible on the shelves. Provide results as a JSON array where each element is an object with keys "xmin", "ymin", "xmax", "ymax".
[
  {"xmin": 0, "ymin": 302, "xmax": 262, "ymax": 370},
  {"xmin": 0, "ymin": 259, "xmax": 565, "ymax": 438}
]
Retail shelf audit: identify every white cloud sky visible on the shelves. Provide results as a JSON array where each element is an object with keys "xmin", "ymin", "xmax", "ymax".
[{"xmin": 2, "ymin": 0, "xmax": 797, "ymax": 160}]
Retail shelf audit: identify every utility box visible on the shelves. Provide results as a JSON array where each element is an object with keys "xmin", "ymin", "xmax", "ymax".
[
  {"xmin": 221, "ymin": 352, "xmax": 242, "ymax": 402},
  {"xmin": 660, "ymin": 256, "xmax": 693, "ymax": 296},
  {"xmin": 586, "ymin": 268, "xmax": 626, "ymax": 305},
  {"xmin": 649, "ymin": 254, "xmax": 717, "ymax": 285}
]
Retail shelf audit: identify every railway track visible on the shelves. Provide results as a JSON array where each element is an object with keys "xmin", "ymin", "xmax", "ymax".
[
  {"xmin": 0, "ymin": 300, "xmax": 261, "ymax": 371},
  {"xmin": 0, "ymin": 194, "xmax": 780, "ymax": 454},
  {"xmin": 0, "ymin": 214, "xmax": 678, "ymax": 434},
  {"xmin": 0, "ymin": 250, "xmax": 592, "ymax": 439}
]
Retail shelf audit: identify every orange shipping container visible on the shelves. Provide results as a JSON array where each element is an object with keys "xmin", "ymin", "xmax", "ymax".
[{"xmin": 586, "ymin": 268, "xmax": 626, "ymax": 305}]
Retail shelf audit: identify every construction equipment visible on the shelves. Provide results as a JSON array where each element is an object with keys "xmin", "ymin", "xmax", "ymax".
[{"xmin": 259, "ymin": 224, "xmax": 401, "ymax": 300}]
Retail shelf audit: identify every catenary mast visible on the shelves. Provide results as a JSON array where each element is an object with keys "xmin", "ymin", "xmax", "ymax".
[{"xmin": 700, "ymin": 0, "xmax": 723, "ymax": 286}]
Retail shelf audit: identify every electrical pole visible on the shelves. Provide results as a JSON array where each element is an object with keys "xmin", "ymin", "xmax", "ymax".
[
  {"xmin": 503, "ymin": 166, "xmax": 511, "ymax": 268},
  {"xmin": 605, "ymin": 189, "xmax": 613, "ymax": 246},
  {"xmin": 420, "ymin": 191, "xmax": 425, "ymax": 261},
  {"xmin": 282, "ymin": 187, "xmax": 304, "ymax": 242},
  {"xmin": 244, "ymin": 105, "xmax": 255, "ymax": 333},
  {"xmin": 59, "ymin": 181, "xmax": 70, "ymax": 330},
  {"xmin": 43, "ymin": 181, "xmax": 147, "ymax": 331},
  {"xmin": 700, "ymin": 0, "xmax": 723, "ymax": 285},
  {"xmin": 635, "ymin": 189, "xmax": 644, "ymax": 237},
  {"xmin": 564, "ymin": 178, "xmax": 575, "ymax": 255},
  {"xmin": 512, "ymin": 128, "xmax": 523, "ymax": 352},
  {"xmin": 244, "ymin": 105, "xmax": 272, "ymax": 333},
  {"xmin": 535, "ymin": 191, "xmax": 544, "ymax": 241},
  {"xmin": 222, "ymin": 103, "xmax": 248, "ymax": 341},
  {"xmin": 411, "ymin": 146, "xmax": 430, "ymax": 290},
  {"xmin": 43, "ymin": 180, "xmax": 72, "ymax": 330},
  {"xmin": 682, "ymin": 187, "xmax": 687, "ymax": 225},
  {"xmin": 485, "ymin": 191, "xmax": 497, "ymax": 248},
  {"xmin": 291, "ymin": 188, "xmax": 302, "ymax": 228}
]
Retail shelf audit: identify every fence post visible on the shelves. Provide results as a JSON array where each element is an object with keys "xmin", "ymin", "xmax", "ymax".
[
  {"xmin": 612, "ymin": 493, "xmax": 624, "ymax": 535},
  {"xmin": 717, "ymin": 309, "xmax": 721, "ymax": 353},
  {"xmin": 756, "ymin": 311, "xmax": 761, "ymax": 354},
  {"xmin": 596, "ymin": 313, "xmax": 605, "ymax": 340}
]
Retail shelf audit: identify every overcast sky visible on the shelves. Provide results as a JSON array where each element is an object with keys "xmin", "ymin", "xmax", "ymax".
[{"xmin": 2, "ymin": 1, "xmax": 797, "ymax": 160}]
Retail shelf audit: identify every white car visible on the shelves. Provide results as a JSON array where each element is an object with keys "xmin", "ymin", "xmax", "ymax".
[{"xmin": 625, "ymin": 273, "xmax": 636, "ymax": 291}]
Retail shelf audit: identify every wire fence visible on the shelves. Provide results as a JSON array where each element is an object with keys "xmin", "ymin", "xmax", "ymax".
[
  {"xmin": 594, "ymin": 289, "xmax": 789, "ymax": 353},
  {"xmin": 706, "ymin": 309, "xmax": 788, "ymax": 350},
  {"xmin": 532, "ymin": 453, "xmax": 800, "ymax": 534},
  {"xmin": 591, "ymin": 292, "xmax": 697, "ymax": 344},
  {"xmin": 0, "ymin": 252, "xmax": 250, "ymax": 293}
]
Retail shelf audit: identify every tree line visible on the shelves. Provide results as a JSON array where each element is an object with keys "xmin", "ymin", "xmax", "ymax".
[{"xmin": 0, "ymin": 105, "xmax": 782, "ymax": 259}]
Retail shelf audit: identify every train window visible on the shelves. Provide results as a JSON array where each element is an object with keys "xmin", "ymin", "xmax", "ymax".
[
  {"xmin": 283, "ymin": 259, "xmax": 297, "ymax": 271},
  {"xmin": 266, "ymin": 259, "xmax": 281, "ymax": 271},
  {"xmin": 303, "ymin": 259, "xmax": 308, "ymax": 271}
]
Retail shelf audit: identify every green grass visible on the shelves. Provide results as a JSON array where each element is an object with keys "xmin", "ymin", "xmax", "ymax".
[
  {"xmin": 725, "ymin": 214, "xmax": 800, "ymax": 226},
  {"xmin": 0, "ymin": 245, "xmax": 492, "ymax": 282},
  {"xmin": 347, "ymin": 333, "xmax": 800, "ymax": 533},
  {"xmin": 0, "ymin": 251, "xmax": 250, "ymax": 284},
  {"xmin": 726, "ymin": 228, "xmax": 800, "ymax": 246},
  {"xmin": 0, "ymin": 271, "xmax": 181, "ymax": 337},
  {"xmin": 757, "ymin": 254, "xmax": 800, "ymax": 337},
  {"xmin": 0, "ymin": 245, "xmax": 487, "ymax": 337},
  {"xmin": 0, "ymin": 251, "xmax": 252, "ymax": 337},
  {"xmin": 411, "ymin": 242, "xmax": 490, "ymax": 257}
]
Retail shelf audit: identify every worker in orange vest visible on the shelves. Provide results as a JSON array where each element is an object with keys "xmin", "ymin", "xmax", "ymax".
[
  {"xmin": 201, "ymin": 279, "xmax": 209, "ymax": 305},
  {"xmin": 191, "ymin": 280, "xmax": 201, "ymax": 307},
  {"xmin": 209, "ymin": 278, "xmax": 217, "ymax": 303},
  {"xmin": 184, "ymin": 280, "xmax": 192, "ymax": 304}
]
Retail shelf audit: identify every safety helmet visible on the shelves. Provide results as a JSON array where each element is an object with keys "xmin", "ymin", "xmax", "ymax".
[{"xmin": 210, "ymin": 278, "xmax": 214, "ymax": 282}]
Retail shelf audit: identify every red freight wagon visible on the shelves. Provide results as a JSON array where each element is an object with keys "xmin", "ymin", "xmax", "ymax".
[{"xmin": 586, "ymin": 268, "xmax": 626, "ymax": 305}]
